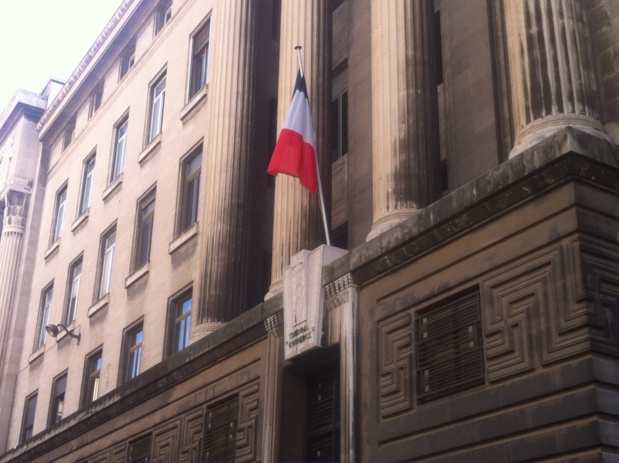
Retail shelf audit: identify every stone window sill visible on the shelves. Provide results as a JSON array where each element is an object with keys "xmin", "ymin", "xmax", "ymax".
[
  {"xmin": 125, "ymin": 263, "xmax": 150, "ymax": 288},
  {"xmin": 29, "ymin": 345, "xmax": 45, "ymax": 364},
  {"xmin": 88, "ymin": 294, "xmax": 109, "ymax": 317},
  {"xmin": 102, "ymin": 174, "xmax": 123, "ymax": 202},
  {"xmin": 180, "ymin": 86, "xmax": 207, "ymax": 123},
  {"xmin": 169, "ymin": 223, "xmax": 198, "ymax": 254},
  {"xmin": 71, "ymin": 211, "xmax": 89, "ymax": 233},
  {"xmin": 44, "ymin": 240, "xmax": 61, "ymax": 260},
  {"xmin": 138, "ymin": 135, "xmax": 161, "ymax": 165}
]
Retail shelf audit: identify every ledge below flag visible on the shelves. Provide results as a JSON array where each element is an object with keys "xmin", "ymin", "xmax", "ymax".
[{"xmin": 267, "ymin": 71, "xmax": 318, "ymax": 193}]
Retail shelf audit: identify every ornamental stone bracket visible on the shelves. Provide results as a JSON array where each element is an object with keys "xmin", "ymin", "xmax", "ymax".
[
  {"xmin": 2, "ymin": 190, "xmax": 29, "ymax": 231},
  {"xmin": 282, "ymin": 245, "xmax": 348, "ymax": 359}
]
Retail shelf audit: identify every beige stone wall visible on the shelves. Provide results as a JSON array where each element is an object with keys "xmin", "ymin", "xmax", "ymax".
[{"xmin": 7, "ymin": 0, "xmax": 275, "ymax": 447}]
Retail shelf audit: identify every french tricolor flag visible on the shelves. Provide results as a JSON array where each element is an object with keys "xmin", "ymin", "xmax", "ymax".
[{"xmin": 267, "ymin": 70, "xmax": 318, "ymax": 193}]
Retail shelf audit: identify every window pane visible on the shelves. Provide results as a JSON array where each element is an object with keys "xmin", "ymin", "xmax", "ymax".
[
  {"xmin": 110, "ymin": 120, "xmax": 128, "ymax": 182},
  {"xmin": 82, "ymin": 350, "xmax": 103, "ymax": 406},
  {"xmin": 180, "ymin": 152, "xmax": 201, "ymax": 232},
  {"xmin": 20, "ymin": 394, "xmax": 37, "ymax": 444},
  {"xmin": 149, "ymin": 77, "xmax": 166, "ymax": 142},
  {"xmin": 35, "ymin": 287, "xmax": 53, "ymax": 350},
  {"xmin": 126, "ymin": 326, "xmax": 143, "ymax": 381},
  {"xmin": 52, "ymin": 187, "xmax": 67, "ymax": 242},
  {"xmin": 66, "ymin": 259, "xmax": 82, "ymax": 324},
  {"xmin": 79, "ymin": 156, "xmax": 95, "ymax": 214},
  {"xmin": 136, "ymin": 195, "xmax": 155, "ymax": 269},
  {"xmin": 189, "ymin": 21, "xmax": 210, "ymax": 98},
  {"xmin": 99, "ymin": 230, "xmax": 116, "ymax": 297},
  {"xmin": 49, "ymin": 374, "xmax": 67, "ymax": 426}
]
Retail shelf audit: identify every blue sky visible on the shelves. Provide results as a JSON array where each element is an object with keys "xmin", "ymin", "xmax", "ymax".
[{"xmin": 0, "ymin": 0, "xmax": 122, "ymax": 111}]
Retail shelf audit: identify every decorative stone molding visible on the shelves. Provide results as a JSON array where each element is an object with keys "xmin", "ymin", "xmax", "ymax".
[
  {"xmin": 283, "ymin": 245, "xmax": 347, "ymax": 359},
  {"xmin": 36, "ymin": 0, "xmax": 135, "ymax": 131},
  {"xmin": 377, "ymin": 312, "xmax": 414, "ymax": 418},
  {"xmin": 2, "ymin": 190, "xmax": 28, "ymax": 229},
  {"xmin": 263, "ymin": 311, "xmax": 283, "ymax": 332}
]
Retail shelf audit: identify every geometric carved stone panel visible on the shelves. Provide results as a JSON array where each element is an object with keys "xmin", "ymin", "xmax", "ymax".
[
  {"xmin": 152, "ymin": 420, "xmax": 180, "ymax": 463},
  {"xmin": 236, "ymin": 382, "xmax": 260, "ymax": 463},
  {"xmin": 482, "ymin": 245, "xmax": 592, "ymax": 383},
  {"xmin": 179, "ymin": 407, "xmax": 204, "ymax": 463},
  {"xmin": 579, "ymin": 237, "xmax": 619, "ymax": 353},
  {"xmin": 377, "ymin": 312, "xmax": 413, "ymax": 418}
]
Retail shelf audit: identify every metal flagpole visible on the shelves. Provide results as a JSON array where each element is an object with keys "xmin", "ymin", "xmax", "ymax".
[{"xmin": 295, "ymin": 45, "xmax": 331, "ymax": 246}]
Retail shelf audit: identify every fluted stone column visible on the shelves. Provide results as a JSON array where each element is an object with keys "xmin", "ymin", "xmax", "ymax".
[
  {"xmin": 196, "ymin": 0, "xmax": 256, "ymax": 332},
  {"xmin": 504, "ymin": 0, "xmax": 607, "ymax": 157},
  {"xmin": 268, "ymin": 0, "xmax": 330, "ymax": 296},
  {"xmin": 0, "ymin": 190, "xmax": 28, "ymax": 453},
  {"xmin": 0, "ymin": 190, "xmax": 28, "ymax": 383},
  {"xmin": 368, "ymin": 0, "xmax": 440, "ymax": 240}
]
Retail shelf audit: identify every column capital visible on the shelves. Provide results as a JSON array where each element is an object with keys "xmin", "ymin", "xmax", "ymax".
[{"xmin": 2, "ymin": 189, "xmax": 29, "ymax": 230}]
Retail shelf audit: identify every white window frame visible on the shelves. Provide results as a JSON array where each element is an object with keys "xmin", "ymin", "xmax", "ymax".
[
  {"xmin": 78, "ymin": 154, "xmax": 96, "ymax": 216},
  {"xmin": 148, "ymin": 75, "xmax": 166, "ymax": 142},
  {"xmin": 65, "ymin": 257, "xmax": 82, "ymax": 324},
  {"xmin": 99, "ymin": 228, "xmax": 116, "ymax": 298},
  {"xmin": 110, "ymin": 118, "xmax": 129, "ymax": 183},
  {"xmin": 51, "ymin": 185, "xmax": 67, "ymax": 243}
]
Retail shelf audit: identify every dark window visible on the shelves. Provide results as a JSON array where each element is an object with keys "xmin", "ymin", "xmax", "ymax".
[
  {"xmin": 127, "ymin": 433, "xmax": 152, "ymax": 463},
  {"xmin": 306, "ymin": 367, "xmax": 340, "ymax": 462},
  {"xmin": 123, "ymin": 323, "xmax": 143, "ymax": 383},
  {"xmin": 435, "ymin": 9, "xmax": 444, "ymax": 86},
  {"xmin": 65, "ymin": 257, "xmax": 82, "ymax": 324},
  {"xmin": 110, "ymin": 117, "xmax": 128, "ymax": 183},
  {"xmin": 62, "ymin": 116, "xmax": 76, "ymax": 151},
  {"xmin": 78, "ymin": 154, "xmax": 96, "ymax": 215},
  {"xmin": 179, "ymin": 150, "xmax": 201, "ymax": 233},
  {"xmin": 119, "ymin": 40, "xmax": 136, "ymax": 80},
  {"xmin": 154, "ymin": 1, "xmax": 172, "ymax": 35},
  {"xmin": 189, "ymin": 20, "xmax": 210, "ymax": 99},
  {"xmin": 167, "ymin": 291, "xmax": 192, "ymax": 356},
  {"xmin": 330, "ymin": 66, "xmax": 348, "ymax": 163},
  {"xmin": 34, "ymin": 285, "xmax": 53, "ymax": 350},
  {"xmin": 81, "ymin": 349, "xmax": 103, "ymax": 406},
  {"xmin": 20, "ymin": 392, "xmax": 37, "ymax": 444},
  {"xmin": 415, "ymin": 290, "xmax": 484, "ymax": 403},
  {"xmin": 271, "ymin": 0, "xmax": 281, "ymax": 41},
  {"xmin": 134, "ymin": 190, "xmax": 156, "ymax": 269},
  {"xmin": 88, "ymin": 83, "xmax": 104, "ymax": 119},
  {"xmin": 51, "ymin": 185, "xmax": 67, "ymax": 243},
  {"xmin": 203, "ymin": 396, "xmax": 238, "ymax": 462},
  {"xmin": 48, "ymin": 373, "xmax": 67, "ymax": 426}
]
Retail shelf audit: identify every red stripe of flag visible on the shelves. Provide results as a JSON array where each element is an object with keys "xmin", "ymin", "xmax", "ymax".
[{"xmin": 267, "ymin": 71, "xmax": 318, "ymax": 193}]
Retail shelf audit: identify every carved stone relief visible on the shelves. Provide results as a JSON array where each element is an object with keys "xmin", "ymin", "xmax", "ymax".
[{"xmin": 377, "ymin": 312, "xmax": 414, "ymax": 418}]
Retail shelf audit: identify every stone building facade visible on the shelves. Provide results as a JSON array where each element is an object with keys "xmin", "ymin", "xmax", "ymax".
[{"xmin": 0, "ymin": 0, "xmax": 618, "ymax": 462}]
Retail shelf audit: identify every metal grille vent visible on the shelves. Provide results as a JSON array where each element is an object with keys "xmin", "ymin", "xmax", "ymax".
[
  {"xmin": 416, "ymin": 290, "xmax": 484, "ymax": 403},
  {"xmin": 203, "ymin": 396, "xmax": 238, "ymax": 462},
  {"xmin": 127, "ymin": 433, "xmax": 151, "ymax": 463}
]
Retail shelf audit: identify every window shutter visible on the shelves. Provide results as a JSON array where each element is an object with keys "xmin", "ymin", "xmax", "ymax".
[
  {"xmin": 416, "ymin": 290, "xmax": 484, "ymax": 403},
  {"xmin": 127, "ymin": 433, "xmax": 151, "ymax": 463},
  {"xmin": 307, "ymin": 369, "xmax": 339, "ymax": 462},
  {"xmin": 204, "ymin": 396, "xmax": 238, "ymax": 462}
]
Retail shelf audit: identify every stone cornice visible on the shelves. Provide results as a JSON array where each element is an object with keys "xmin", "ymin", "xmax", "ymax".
[{"xmin": 36, "ymin": 0, "xmax": 135, "ymax": 134}]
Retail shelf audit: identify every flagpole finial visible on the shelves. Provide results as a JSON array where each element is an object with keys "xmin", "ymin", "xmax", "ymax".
[{"xmin": 295, "ymin": 45, "xmax": 302, "ymax": 50}]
